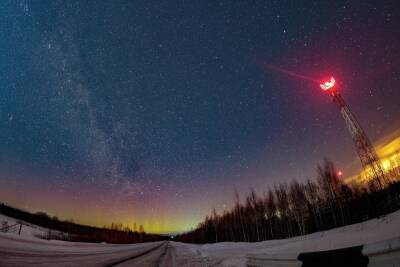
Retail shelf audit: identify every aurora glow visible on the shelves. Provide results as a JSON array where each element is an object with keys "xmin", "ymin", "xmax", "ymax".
[{"xmin": 0, "ymin": 1, "xmax": 399, "ymax": 234}]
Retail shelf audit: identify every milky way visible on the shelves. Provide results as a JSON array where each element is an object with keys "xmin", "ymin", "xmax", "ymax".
[{"xmin": 0, "ymin": 1, "xmax": 399, "ymax": 233}]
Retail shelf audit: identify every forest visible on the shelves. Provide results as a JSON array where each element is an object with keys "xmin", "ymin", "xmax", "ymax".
[
  {"xmin": 176, "ymin": 158, "xmax": 400, "ymax": 243},
  {"xmin": 0, "ymin": 203, "xmax": 167, "ymax": 244}
]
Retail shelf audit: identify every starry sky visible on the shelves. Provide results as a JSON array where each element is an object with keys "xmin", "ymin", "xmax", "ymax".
[{"xmin": 0, "ymin": 1, "xmax": 399, "ymax": 234}]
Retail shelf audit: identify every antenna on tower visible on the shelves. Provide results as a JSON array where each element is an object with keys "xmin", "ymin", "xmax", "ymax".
[{"xmin": 320, "ymin": 77, "xmax": 386, "ymax": 189}]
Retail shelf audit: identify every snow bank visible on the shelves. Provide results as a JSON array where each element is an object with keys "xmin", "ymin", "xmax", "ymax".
[
  {"xmin": 0, "ymin": 213, "xmax": 57, "ymax": 239},
  {"xmin": 192, "ymin": 209, "xmax": 400, "ymax": 266}
]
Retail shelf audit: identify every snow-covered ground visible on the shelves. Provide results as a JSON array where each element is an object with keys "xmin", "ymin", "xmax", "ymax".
[
  {"xmin": 0, "ymin": 213, "xmax": 67, "ymax": 240},
  {"xmin": 1, "ymin": 210, "xmax": 400, "ymax": 266},
  {"xmin": 0, "ymin": 214, "xmax": 68, "ymax": 239},
  {"xmin": 189, "ymin": 209, "xmax": 400, "ymax": 266}
]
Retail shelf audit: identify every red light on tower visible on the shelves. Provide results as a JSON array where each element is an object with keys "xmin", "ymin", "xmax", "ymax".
[
  {"xmin": 337, "ymin": 171, "xmax": 343, "ymax": 177},
  {"xmin": 320, "ymin": 77, "xmax": 335, "ymax": 91}
]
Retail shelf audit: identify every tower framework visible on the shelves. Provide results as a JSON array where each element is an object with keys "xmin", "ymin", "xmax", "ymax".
[{"xmin": 320, "ymin": 78, "xmax": 385, "ymax": 189}]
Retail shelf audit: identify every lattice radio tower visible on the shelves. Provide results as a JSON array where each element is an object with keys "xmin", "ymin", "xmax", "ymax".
[{"xmin": 320, "ymin": 77, "xmax": 385, "ymax": 189}]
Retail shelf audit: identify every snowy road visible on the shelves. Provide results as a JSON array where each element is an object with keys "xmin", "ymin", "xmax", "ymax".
[
  {"xmin": 0, "ymin": 234, "xmax": 210, "ymax": 267},
  {"xmin": 106, "ymin": 242, "xmax": 178, "ymax": 267}
]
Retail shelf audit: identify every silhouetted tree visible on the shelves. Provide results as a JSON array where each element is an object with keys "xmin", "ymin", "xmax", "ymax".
[{"xmin": 176, "ymin": 156, "xmax": 400, "ymax": 244}]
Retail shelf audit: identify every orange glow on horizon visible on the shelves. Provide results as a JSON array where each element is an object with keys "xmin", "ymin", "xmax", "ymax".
[{"xmin": 345, "ymin": 128, "xmax": 400, "ymax": 186}]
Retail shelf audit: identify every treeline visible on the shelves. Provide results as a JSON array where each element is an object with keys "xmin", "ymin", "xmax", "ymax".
[
  {"xmin": 176, "ymin": 158, "xmax": 400, "ymax": 243},
  {"xmin": 0, "ymin": 204, "xmax": 167, "ymax": 243}
]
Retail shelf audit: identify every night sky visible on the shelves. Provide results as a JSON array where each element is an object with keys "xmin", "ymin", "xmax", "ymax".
[{"xmin": 1, "ymin": 1, "xmax": 399, "ymax": 233}]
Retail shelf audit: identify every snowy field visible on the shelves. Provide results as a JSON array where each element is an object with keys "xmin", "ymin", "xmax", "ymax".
[
  {"xmin": 1, "ymin": 210, "xmax": 400, "ymax": 266},
  {"xmin": 0, "ymin": 213, "xmax": 67, "ymax": 240}
]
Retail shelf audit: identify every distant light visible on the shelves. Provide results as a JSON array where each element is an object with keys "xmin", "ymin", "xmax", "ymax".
[
  {"xmin": 320, "ymin": 77, "xmax": 336, "ymax": 90},
  {"xmin": 337, "ymin": 171, "xmax": 343, "ymax": 176}
]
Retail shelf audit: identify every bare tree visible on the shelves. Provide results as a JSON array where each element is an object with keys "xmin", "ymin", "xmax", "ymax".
[
  {"xmin": 175, "ymin": 156, "xmax": 400, "ymax": 244},
  {"xmin": 211, "ymin": 208, "xmax": 219, "ymax": 242},
  {"xmin": 304, "ymin": 179, "xmax": 323, "ymax": 231},
  {"xmin": 289, "ymin": 180, "xmax": 308, "ymax": 235},
  {"xmin": 274, "ymin": 183, "xmax": 293, "ymax": 237},
  {"xmin": 234, "ymin": 189, "xmax": 248, "ymax": 242},
  {"xmin": 317, "ymin": 158, "xmax": 345, "ymax": 226},
  {"xmin": 265, "ymin": 189, "xmax": 277, "ymax": 239}
]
